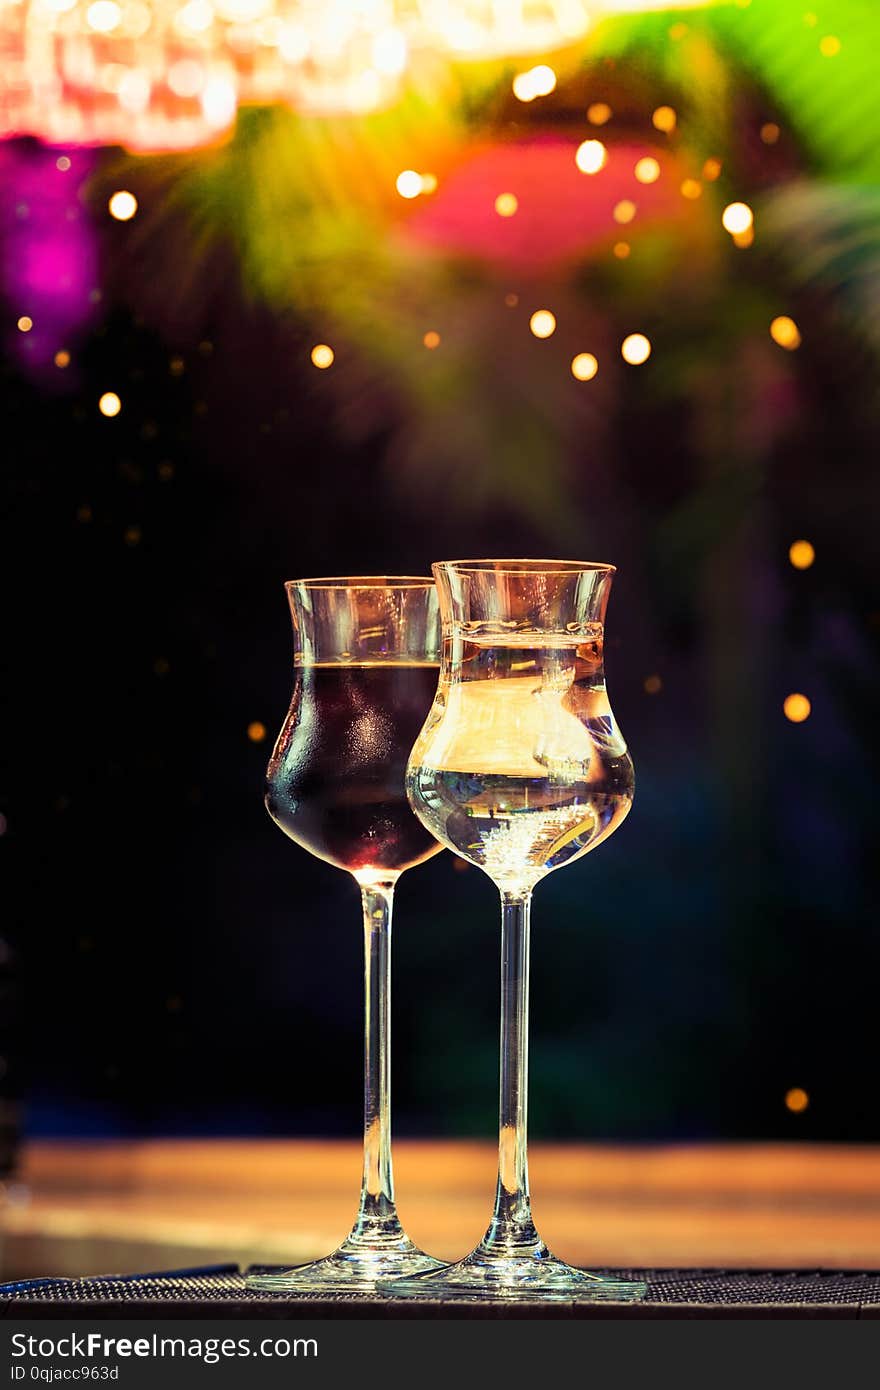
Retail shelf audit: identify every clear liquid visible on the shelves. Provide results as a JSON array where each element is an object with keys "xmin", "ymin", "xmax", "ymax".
[{"xmin": 407, "ymin": 627, "xmax": 633, "ymax": 890}]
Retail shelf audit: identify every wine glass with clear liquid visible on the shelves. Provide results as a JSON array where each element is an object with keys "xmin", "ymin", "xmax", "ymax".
[
  {"xmin": 381, "ymin": 559, "xmax": 646, "ymax": 1302},
  {"xmin": 246, "ymin": 577, "xmax": 446, "ymax": 1294}
]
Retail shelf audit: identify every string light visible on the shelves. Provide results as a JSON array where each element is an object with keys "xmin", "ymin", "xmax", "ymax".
[
  {"xmin": 108, "ymin": 190, "xmax": 137, "ymax": 220},
  {"xmin": 575, "ymin": 139, "xmax": 607, "ymax": 175},
  {"xmin": 310, "ymin": 344, "xmax": 334, "ymax": 369},
  {"xmin": 634, "ymin": 157, "xmax": 660, "ymax": 184},
  {"xmin": 785, "ymin": 1087, "xmax": 809, "ymax": 1113},
  {"xmin": 770, "ymin": 315, "xmax": 801, "ymax": 350},
  {"xmin": 529, "ymin": 310, "xmax": 556, "ymax": 339},
  {"xmin": 17, "ymin": 316, "xmax": 33, "ymax": 332},
  {"xmin": 621, "ymin": 333, "xmax": 651, "ymax": 364},
  {"xmin": 789, "ymin": 540, "xmax": 815, "ymax": 570},
  {"xmin": 681, "ymin": 178, "xmax": 702, "ymax": 199},
  {"xmin": 722, "ymin": 202, "xmax": 753, "ymax": 235},
  {"xmin": 587, "ymin": 102, "xmax": 612, "ymax": 125},
  {"xmin": 571, "ymin": 352, "xmax": 598, "ymax": 381},
  {"xmin": 99, "ymin": 391, "xmax": 121, "ymax": 416},
  {"xmin": 613, "ymin": 199, "xmax": 637, "ymax": 224},
  {"xmin": 494, "ymin": 192, "xmax": 519, "ymax": 217},
  {"xmin": 652, "ymin": 105, "xmax": 676, "ymax": 133},
  {"xmin": 783, "ymin": 693, "xmax": 811, "ymax": 723}
]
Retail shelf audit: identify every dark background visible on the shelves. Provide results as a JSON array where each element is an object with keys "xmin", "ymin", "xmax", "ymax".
[{"xmin": 2, "ymin": 0, "xmax": 879, "ymax": 1148}]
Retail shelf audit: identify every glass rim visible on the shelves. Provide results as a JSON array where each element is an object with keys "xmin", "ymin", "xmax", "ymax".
[
  {"xmin": 431, "ymin": 558, "xmax": 616, "ymax": 575},
  {"xmin": 285, "ymin": 575, "xmax": 436, "ymax": 590}
]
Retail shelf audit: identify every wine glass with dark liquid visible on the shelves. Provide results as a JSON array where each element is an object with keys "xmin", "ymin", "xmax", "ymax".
[
  {"xmin": 382, "ymin": 559, "xmax": 646, "ymax": 1302},
  {"xmin": 247, "ymin": 577, "xmax": 445, "ymax": 1293}
]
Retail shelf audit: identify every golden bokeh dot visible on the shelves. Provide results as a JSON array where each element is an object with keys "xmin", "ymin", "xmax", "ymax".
[
  {"xmin": 575, "ymin": 139, "xmax": 607, "ymax": 175},
  {"xmin": 770, "ymin": 315, "xmax": 802, "ymax": 350},
  {"xmin": 760, "ymin": 122, "xmax": 781, "ymax": 145},
  {"xmin": 681, "ymin": 178, "xmax": 702, "ymax": 199},
  {"xmin": 803, "ymin": 11, "xmax": 818, "ymax": 26},
  {"xmin": 789, "ymin": 539, "xmax": 815, "ymax": 570},
  {"xmin": 529, "ymin": 309, "xmax": 556, "ymax": 339},
  {"xmin": 613, "ymin": 241, "xmax": 631, "ymax": 259},
  {"xmin": 420, "ymin": 173, "xmax": 438, "ymax": 194},
  {"xmin": 722, "ymin": 201, "xmax": 754, "ymax": 235},
  {"xmin": 783, "ymin": 693, "xmax": 811, "ymax": 723},
  {"xmin": 785, "ymin": 1087, "xmax": 809, "ymax": 1113},
  {"xmin": 124, "ymin": 524, "xmax": 141, "ymax": 546},
  {"xmin": 819, "ymin": 34, "xmax": 841, "ymax": 56},
  {"xmin": 17, "ymin": 315, "xmax": 33, "ymax": 332},
  {"xmin": 703, "ymin": 157, "xmax": 723, "ymax": 181},
  {"xmin": 494, "ymin": 192, "xmax": 518, "ymax": 217},
  {"xmin": 634, "ymin": 157, "xmax": 661, "ymax": 185},
  {"xmin": 395, "ymin": 169, "xmax": 422, "ymax": 199},
  {"xmin": 169, "ymin": 356, "xmax": 185, "ymax": 376},
  {"xmin": 571, "ymin": 352, "xmax": 598, "ymax": 382},
  {"xmin": 310, "ymin": 344, "xmax": 334, "ymax": 369},
  {"xmin": 587, "ymin": 102, "xmax": 612, "ymax": 125},
  {"xmin": 733, "ymin": 226, "xmax": 755, "ymax": 248},
  {"xmin": 652, "ymin": 105, "xmax": 677, "ymax": 133},
  {"xmin": 613, "ymin": 199, "xmax": 637, "ymax": 224},
  {"xmin": 247, "ymin": 721, "xmax": 267, "ymax": 743},
  {"xmin": 56, "ymin": 155, "xmax": 71, "ymax": 171},
  {"xmin": 423, "ymin": 330, "xmax": 441, "ymax": 349},
  {"xmin": 153, "ymin": 656, "xmax": 170, "ymax": 676},
  {"xmin": 99, "ymin": 391, "xmax": 121, "ymax": 417},
  {"xmin": 108, "ymin": 190, "xmax": 137, "ymax": 221},
  {"xmin": 504, "ymin": 292, "xmax": 519, "ymax": 307},
  {"xmin": 621, "ymin": 333, "xmax": 651, "ymax": 365},
  {"xmin": 54, "ymin": 349, "xmax": 71, "ymax": 368},
  {"xmin": 644, "ymin": 674, "xmax": 663, "ymax": 694}
]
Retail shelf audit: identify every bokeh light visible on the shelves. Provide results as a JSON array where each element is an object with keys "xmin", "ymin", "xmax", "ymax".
[
  {"xmin": 512, "ymin": 64, "xmax": 556, "ymax": 102},
  {"xmin": 613, "ymin": 241, "xmax": 631, "ymax": 259},
  {"xmin": 770, "ymin": 315, "xmax": 802, "ymax": 350},
  {"xmin": 785, "ymin": 1087, "xmax": 810, "ymax": 1113},
  {"xmin": 423, "ymin": 331, "xmax": 440, "ymax": 349},
  {"xmin": 494, "ymin": 192, "xmax": 518, "ymax": 217},
  {"xmin": 681, "ymin": 178, "xmax": 702, "ymax": 199},
  {"xmin": 652, "ymin": 105, "xmax": 677, "ymax": 133},
  {"xmin": 761, "ymin": 122, "xmax": 780, "ymax": 144},
  {"xmin": 575, "ymin": 140, "xmax": 607, "ymax": 175},
  {"xmin": 310, "ymin": 344, "xmax": 334, "ymax": 369},
  {"xmin": 703, "ymin": 157, "xmax": 723, "ymax": 180},
  {"xmin": 395, "ymin": 170, "xmax": 422, "ymax": 199},
  {"xmin": 529, "ymin": 310, "xmax": 556, "ymax": 339},
  {"xmin": 108, "ymin": 190, "xmax": 138, "ymax": 221},
  {"xmin": 98, "ymin": 391, "xmax": 121, "ymax": 416},
  {"xmin": 613, "ymin": 199, "xmax": 637, "ymax": 224},
  {"xmin": 587, "ymin": 102, "xmax": 612, "ymax": 125},
  {"xmin": 621, "ymin": 333, "xmax": 651, "ymax": 364},
  {"xmin": 722, "ymin": 201, "xmax": 754, "ymax": 235},
  {"xmin": 247, "ymin": 721, "xmax": 267, "ymax": 742},
  {"xmin": 783, "ymin": 693, "xmax": 812, "ymax": 723},
  {"xmin": 789, "ymin": 540, "xmax": 815, "ymax": 570},
  {"xmin": 570, "ymin": 352, "xmax": 598, "ymax": 381},
  {"xmin": 819, "ymin": 35, "xmax": 841, "ymax": 56},
  {"xmin": 17, "ymin": 316, "xmax": 33, "ymax": 332},
  {"xmin": 54, "ymin": 349, "xmax": 70, "ymax": 368},
  {"xmin": 634, "ymin": 157, "xmax": 660, "ymax": 184}
]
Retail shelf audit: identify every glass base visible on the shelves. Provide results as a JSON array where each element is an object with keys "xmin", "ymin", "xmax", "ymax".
[
  {"xmin": 246, "ymin": 1227, "xmax": 445, "ymax": 1295},
  {"xmin": 378, "ymin": 1244, "xmax": 647, "ymax": 1303}
]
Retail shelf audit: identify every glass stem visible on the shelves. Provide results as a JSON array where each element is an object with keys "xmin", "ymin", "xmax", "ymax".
[
  {"xmin": 480, "ymin": 889, "xmax": 543, "ymax": 1256},
  {"xmin": 349, "ymin": 879, "xmax": 405, "ymax": 1246}
]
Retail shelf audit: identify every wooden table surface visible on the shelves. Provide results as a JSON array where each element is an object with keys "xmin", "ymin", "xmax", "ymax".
[{"xmin": 2, "ymin": 1140, "xmax": 879, "ymax": 1282}]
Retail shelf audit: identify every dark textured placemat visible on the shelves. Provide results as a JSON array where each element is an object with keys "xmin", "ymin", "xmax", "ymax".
[{"xmin": 2, "ymin": 1266, "xmax": 879, "ymax": 1318}]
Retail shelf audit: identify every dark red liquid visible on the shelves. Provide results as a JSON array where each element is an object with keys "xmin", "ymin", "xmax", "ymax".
[{"xmin": 266, "ymin": 663, "xmax": 442, "ymax": 876}]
